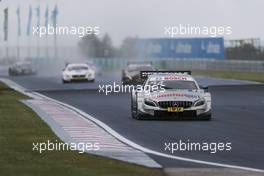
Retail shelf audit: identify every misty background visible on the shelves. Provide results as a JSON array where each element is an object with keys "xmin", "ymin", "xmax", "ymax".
[
  {"xmin": 0, "ymin": 0, "xmax": 264, "ymax": 62},
  {"xmin": 1, "ymin": 0, "xmax": 264, "ymax": 46}
]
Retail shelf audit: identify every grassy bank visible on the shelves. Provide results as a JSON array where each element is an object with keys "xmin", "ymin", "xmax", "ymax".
[
  {"xmin": 0, "ymin": 82, "xmax": 162, "ymax": 176},
  {"xmin": 193, "ymin": 70, "xmax": 264, "ymax": 83}
]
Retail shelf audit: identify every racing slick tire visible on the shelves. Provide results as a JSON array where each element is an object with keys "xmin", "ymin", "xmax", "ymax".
[
  {"xmin": 8, "ymin": 69, "xmax": 13, "ymax": 76},
  {"xmin": 62, "ymin": 79, "xmax": 70, "ymax": 84},
  {"xmin": 199, "ymin": 111, "xmax": 212, "ymax": 121},
  {"xmin": 202, "ymin": 115, "xmax": 212, "ymax": 121},
  {"xmin": 122, "ymin": 77, "xmax": 130, "ymax": 85},
  {"xmin": 131, "ymin": 93, "xmax": 143, "ymax": 120}
]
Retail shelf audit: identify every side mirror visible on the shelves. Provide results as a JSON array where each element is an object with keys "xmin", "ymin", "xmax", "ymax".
[{"xmin": 200, "ymin": 85, "xmax": 209, "ymax": 92}]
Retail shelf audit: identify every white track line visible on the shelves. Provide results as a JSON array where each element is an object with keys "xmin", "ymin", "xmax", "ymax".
[
  {"xmin": 32, "ymin": 92, "xmax": 264, "ymax": 173},
  {"xmin": 1, "ymin": 78, "xmax": 264, "ymax": 173}
]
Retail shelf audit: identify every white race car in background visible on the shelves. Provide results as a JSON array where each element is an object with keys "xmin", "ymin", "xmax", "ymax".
[
  {"xmin": 122, "ymin": 61, "xmax": 156, "ymax": 85},
  {"xmin": 131, "ymin": 71, "xmax": 212, "ymax": 120},
  {"xmin": 62, "ymin": 63, "xmax": 95, "ymax": 83}
]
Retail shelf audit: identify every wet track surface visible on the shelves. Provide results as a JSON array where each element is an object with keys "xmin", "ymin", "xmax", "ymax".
[
  {"xmin": 1, "ymin": 69, "xmax": 264, "ymax": 169},
  {"xmin": 37, "ymin": 85, "xmax": 264, "ymax": 169}
]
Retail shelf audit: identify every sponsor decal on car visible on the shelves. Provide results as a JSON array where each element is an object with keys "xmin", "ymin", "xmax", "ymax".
[
  {"xmin": 155, "ymin": 93, "xmax": 200, "ymax": 99},
  {"xmin": 164, "ymin": 76, "xmax": 188, "ymax": 80}
]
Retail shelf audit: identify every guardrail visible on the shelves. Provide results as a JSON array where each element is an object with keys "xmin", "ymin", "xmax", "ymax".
[
  {"xmin": 1, "ymin": 46, "xmax": 264, "ymax": 72},
  {"xmin": 3, "ymin": 57, "xmax": 264, "ymax": 73}
]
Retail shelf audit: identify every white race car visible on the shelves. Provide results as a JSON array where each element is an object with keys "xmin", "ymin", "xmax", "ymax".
[
  {"xmin": 131, "ymin": 71, "xmax": 212, "ymax": 120},
  {"xmin": 62, "ymin": 63, "xmax": 95, "ymax": 83}
]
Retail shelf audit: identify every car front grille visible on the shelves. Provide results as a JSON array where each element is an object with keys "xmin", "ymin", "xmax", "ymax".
[{"xmin": 158, "ymin": 101, "xmax": 193, "ymax": 109}]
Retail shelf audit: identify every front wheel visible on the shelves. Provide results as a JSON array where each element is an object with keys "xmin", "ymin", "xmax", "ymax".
[
  {"xmin": 62, "ymin": 79, "xmax": 69, "ymax": 84},
  {"xmin": 8, "ymin": 69, "xmax": 13, "ymax": 76},
  {"xmin": 131, "ymin": 93, "xmax": 143, "ymax": 120},
  {"xmin": 199, "ymin": 113, "xmax": 212, "ymax": 121}
]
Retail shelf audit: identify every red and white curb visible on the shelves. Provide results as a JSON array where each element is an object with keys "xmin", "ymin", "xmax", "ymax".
[
  {"xmin": 1, "ymin": 78, "xmax": 161, "ymax": 168},
  {"xmin": 1, "ymin": 78, "xmax": 264, "ymax": 172}
]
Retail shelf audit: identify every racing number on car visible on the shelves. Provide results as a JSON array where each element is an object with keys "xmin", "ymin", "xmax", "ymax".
[{"xmin": 167, "ymin": 107, "xmax": 184, "ymax": 112}]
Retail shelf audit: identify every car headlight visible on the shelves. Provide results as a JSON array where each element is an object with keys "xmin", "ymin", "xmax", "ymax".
[
  {"xmin": 144, "ymin": 98, "xmax": 157, "ymax": 107},
  {"xmin": 194, "ymin": 99, "xmax": 206, "ymax": 107},
  {"xmin": 87, "ymin": 71, "xmax": 94, "ymax": 77}
]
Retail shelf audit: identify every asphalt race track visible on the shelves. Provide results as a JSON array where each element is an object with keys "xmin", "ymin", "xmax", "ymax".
[{"xmin": 1, "ymin": 68, "xmax": 264, "ymax": 170}]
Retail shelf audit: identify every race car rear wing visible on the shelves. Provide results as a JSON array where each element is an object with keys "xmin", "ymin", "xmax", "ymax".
[{"xmin": 140, "ymin": 71, "xmax": 191, "ymax": 79}]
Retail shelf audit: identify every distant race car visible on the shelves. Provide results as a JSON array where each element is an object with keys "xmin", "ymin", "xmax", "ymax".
[
  {"xmin": 131, "ymin": 71, "xmax": 212, "ymax": 120},
  {"xmin": 122, "ymin": 61, "xmax": 156, "ymax": 85},
  {"xmin": 62, "ymin": 63, "xmax": 95, "ymax": 83},
  {"xmin": 8, "ymin": 61, "xmax": 37, "ymax": 76}
]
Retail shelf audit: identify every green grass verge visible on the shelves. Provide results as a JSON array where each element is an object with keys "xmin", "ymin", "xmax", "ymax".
[
  {"xmin": 193, "ymin": 70, "xmax": 264, "ymax": 83},
  {"xmin": 0, "ymin": 82, "xmax": 163, "ymax": 176}
]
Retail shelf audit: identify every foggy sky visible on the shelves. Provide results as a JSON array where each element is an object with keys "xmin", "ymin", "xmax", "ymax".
[{"xmin": 0, "ymin": 0, "xmax": 263, "ymax": 47}]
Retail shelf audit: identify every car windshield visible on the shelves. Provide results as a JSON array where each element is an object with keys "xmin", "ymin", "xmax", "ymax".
[
  {"xmin": 68, "ymin": 66, "xmax": 88, "ymax": 71},
  {"xmin": 147, "ymin": 80, "xmax": 198, "ymax": 90},
  {"xmin": 127, "ymin": 65, "xmax": 154, "ymax": 72},
  {"xmin": 17, "ymin": 63, "xmax": 32, "ymax": 69}
]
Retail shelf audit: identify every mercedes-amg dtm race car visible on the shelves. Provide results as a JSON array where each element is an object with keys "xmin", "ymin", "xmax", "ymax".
[
  {"xmin": 131, "ymin": 71, "xmax": 212, "ymax": 120},
  {"xmin": 122, "ymin": 61, "xmax": 156, "ymax": 85},
  {"xmin": 62, "ymin": 63, "xmax": 95, "ymax": 83},
  {"xmin": 8, "ymin": 61, "xmax": 37, "ymax": 76}
]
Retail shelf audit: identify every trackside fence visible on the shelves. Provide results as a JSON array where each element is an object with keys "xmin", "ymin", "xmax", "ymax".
[{"xmin": 89, "ymin": 58, "xmax": 264, "ymax": 72}]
